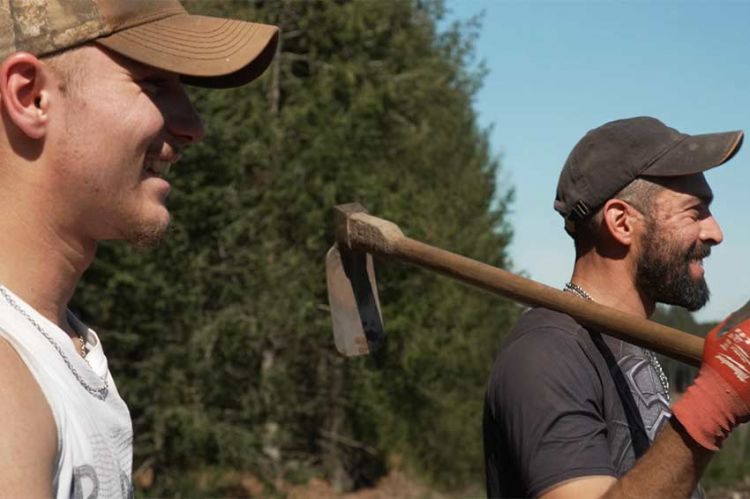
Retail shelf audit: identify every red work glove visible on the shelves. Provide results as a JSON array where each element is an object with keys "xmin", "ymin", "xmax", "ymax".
[{"xmin": 672, "ymin": 301, "xmax": 750, "ymax": 450}]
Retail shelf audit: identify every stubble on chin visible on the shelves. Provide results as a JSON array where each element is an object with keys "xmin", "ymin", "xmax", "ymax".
[{"xmin": 126, "ymin": 220, "xmax": 171, "ymax": 250}]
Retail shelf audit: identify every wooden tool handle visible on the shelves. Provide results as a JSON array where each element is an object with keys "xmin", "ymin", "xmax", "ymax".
[{"xmin": 341, "ymin": 208, "xmax": 703, "ymax": 367}]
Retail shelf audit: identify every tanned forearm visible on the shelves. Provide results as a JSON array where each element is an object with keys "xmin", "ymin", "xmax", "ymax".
[{"xmin": 603, "ymin": 419, "xmax": 713, "ymax": 498}]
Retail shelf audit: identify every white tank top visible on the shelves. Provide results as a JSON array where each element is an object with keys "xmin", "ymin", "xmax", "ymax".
[{"xmin": 0, "ymin": 286, "xmax": 132, "ymax": 498}]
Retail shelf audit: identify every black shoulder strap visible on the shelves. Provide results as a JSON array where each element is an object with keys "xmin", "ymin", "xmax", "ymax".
[{"xmin": 588, "ymin": 330, "xmax": 651, "ymax": 459}]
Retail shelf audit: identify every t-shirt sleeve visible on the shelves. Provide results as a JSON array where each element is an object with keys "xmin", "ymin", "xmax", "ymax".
[{"xmin": 486, "ymin": 326, "xmax": 616, "ymax": 497}]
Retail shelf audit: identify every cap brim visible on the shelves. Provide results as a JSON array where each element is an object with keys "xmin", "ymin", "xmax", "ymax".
[
  {"xmin": 95, "ymin": 14, "xmax": 279, "ymax": 89},
  {"xmin": 644, "ymin": 130, "xmax": 744, "ymax": 177}
]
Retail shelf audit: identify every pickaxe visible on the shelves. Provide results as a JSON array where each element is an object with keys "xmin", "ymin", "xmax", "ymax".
[{"xmin": 326, "ymin": 203, "xmax": 704, "ymax": 367}]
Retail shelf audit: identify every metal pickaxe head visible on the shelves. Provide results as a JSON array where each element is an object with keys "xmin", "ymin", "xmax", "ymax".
[{"xmin": 325, "ymin": 203, "xmax": 387, "ymax": 356}]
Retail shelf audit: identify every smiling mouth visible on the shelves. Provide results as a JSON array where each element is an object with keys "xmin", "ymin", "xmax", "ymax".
[
  {"xmin": 688, "ymin": 245, "xmax": 711, "ymax": 269},
  {"xmin": 144, "ymin": 159, "xmax": 173, "ymax": 178}
]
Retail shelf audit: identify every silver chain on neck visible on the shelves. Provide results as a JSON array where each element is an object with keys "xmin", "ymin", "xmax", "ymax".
[
  {"xmin": 563, "ymin": 281, "xmax": 670, "ymax": 400},
  {"xmin": 564, "ymin": 281, "xmax": 593, "ymax": 301},
  {"xmin": 0, "ymin": 286, "xmax": 108, "ymax": 401}
]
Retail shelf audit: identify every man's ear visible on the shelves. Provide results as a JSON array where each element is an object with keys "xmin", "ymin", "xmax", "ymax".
[
  {"xmin": 0, "ymin": 52, "xmax": 51, "ymax": 140},
  {"xmin": 601, "ymin": 198, "xmax": 643, "ymax": 247}
]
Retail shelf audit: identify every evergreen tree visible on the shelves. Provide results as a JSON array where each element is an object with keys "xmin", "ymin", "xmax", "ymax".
[{"xmin": 73, "ymin": 0, "xmax": 516, "ymax": 495}]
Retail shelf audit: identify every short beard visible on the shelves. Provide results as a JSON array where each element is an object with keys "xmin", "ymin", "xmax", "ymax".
[{"xmin": 636, "ymin": 219, "xmax": 711, "ymax": 312}]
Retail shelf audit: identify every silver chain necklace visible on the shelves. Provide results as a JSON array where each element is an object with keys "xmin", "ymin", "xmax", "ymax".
[
  {"xmin": 564, "ymin": 281, "xmax": 592, "ymax": 301},
  {"xmin": 563, "ymin": 282, "xmax": 670, "ymax": 400},
  {"xmin": 0, "ymin": 286, "xmax": 108, "ymax": 401}
]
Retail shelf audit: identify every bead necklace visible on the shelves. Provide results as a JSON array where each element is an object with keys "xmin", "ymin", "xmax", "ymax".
[{"xmin": 563, "ymin": 281, "xmax": 670, "ymax": 400}]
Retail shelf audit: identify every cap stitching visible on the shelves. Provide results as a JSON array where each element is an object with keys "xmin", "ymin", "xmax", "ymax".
[
  {"xmin": 110, "ymin": 7, "xmax": 185, "ymax": 32},
  {"xmin": 138, "ymin": 18, "xmax": 241, "ymax": 37},
  {"xmin": 115, "ymin": 23, "xmax": 252, "ymax": 59},
  {"xmin": 114, "ymin": 33, "xmax": 248, "ymax": 61},
  {"xmin": 134, "ymin": 20, "xmax": 252, "ymax": 49}
]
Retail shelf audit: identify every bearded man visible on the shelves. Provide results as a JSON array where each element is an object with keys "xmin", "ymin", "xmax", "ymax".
[
  {"xmin": 0, "ymin": 1, "xmax": 277, "ymax": 497},
  {"xmin": 484, "ymin": 117, "xmax": 750, "ymax": 498}
]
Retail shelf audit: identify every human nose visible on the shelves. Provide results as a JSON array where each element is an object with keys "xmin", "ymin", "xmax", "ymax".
[
  {"xmin": 700, "ymin": 214, "xmax": 724, "ymax": 246},
  {"xmin": 162, "ymin": 84, "xmax": 205, "ymax": 145}
]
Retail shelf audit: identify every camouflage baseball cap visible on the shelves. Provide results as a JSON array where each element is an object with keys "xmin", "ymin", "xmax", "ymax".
[{"xmin": 0, "ymin": 0, "xmax": 279, "ymax": 88}]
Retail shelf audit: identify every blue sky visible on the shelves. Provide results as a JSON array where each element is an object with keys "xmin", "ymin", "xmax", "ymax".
[{"xmin": 445, "ymin": 0, "xmax": 750, "ymax": 322}]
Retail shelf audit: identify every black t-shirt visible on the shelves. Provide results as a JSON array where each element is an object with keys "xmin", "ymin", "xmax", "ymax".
[{"xmin": 483, "ymin": 307, "xmax": 698, "ymax": 498}]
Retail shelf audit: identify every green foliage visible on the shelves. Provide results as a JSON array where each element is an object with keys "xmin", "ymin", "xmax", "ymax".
[
  {"xmin": 73, "ymin": 0, "xmax": 516, "ymax": 495},
  {"xmin": 704, "ymin": 425, "xmax": 750, "ymax": 490}
]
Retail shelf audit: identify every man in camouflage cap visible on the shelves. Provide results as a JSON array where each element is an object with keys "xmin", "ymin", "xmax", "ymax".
[{"xmin": 0, "ymin": 1, "xmax": 277, "ymax": 496}]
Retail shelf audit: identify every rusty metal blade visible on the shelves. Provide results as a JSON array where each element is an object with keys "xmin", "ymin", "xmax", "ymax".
[{"xmin": 326, "ymin": 243, "xmax": 385, "ymax": 356}]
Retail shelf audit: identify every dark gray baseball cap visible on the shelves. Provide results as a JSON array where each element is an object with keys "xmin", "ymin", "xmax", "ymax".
[{"xmin": 554, "ymin": 116, "xmax": 743, "ymax": 231}]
